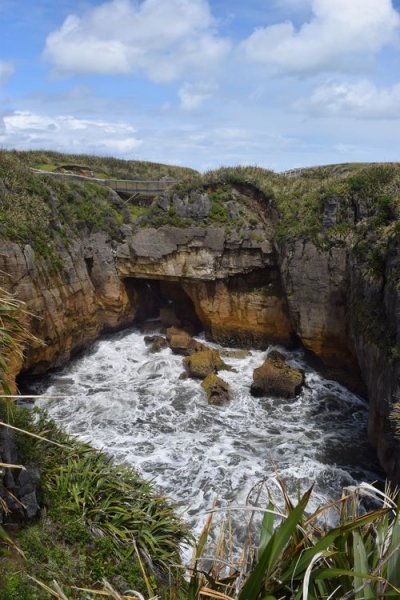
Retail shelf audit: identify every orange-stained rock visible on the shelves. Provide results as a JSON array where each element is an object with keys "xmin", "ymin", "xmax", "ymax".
[
  {"xmin": 0, "ymin": 234, "xmax": 140, "ymax": 382},
  {"xmin": 182, "ymin": 349, "xmax": 233, "ymax": 379},
  {"xmin": 166, "ymin": 327, "xmax": 207, "ymax": 356},
  {"xmin": 183, "ymin": 268, "xmax": 294, "ymax": 349},
  {"xmin": 251, "ymin": 355, "xmax": 304, "ymax": 399}
]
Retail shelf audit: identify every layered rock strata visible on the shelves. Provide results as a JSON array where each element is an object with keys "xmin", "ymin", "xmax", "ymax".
[{"xmin": 1, "ymin": 194, "xmax": 399, "ymax": 483}]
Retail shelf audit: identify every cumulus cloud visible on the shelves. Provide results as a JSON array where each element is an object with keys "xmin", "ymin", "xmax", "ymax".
[
  {"xmin": 297, "ymin": 79, "xmax": 400, "ymax": 119},
  {"xmin": 0, "ymin": 60, "xmax": 14, "ymax": 85},
  {"xmin": 241, "ymin": 0, "xmax": 400, "ymax": 75},
  {"xmin": 43, "ymin": 0, "xmax": 231, "ymax": 82},
  {"xmin": 0, "ymin": 111, "xmax": 142, "ymax": 155}
]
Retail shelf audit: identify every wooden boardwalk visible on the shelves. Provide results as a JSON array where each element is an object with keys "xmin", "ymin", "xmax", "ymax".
[
  {"xmin": 31, "ymin": 169, "xmax": 177, "ymax": 196},
  {"xmin": 105, "ymin": 179, "xmax": 177, "ymax": 195}
]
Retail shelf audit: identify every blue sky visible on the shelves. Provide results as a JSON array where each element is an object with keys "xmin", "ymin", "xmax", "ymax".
[{"xmin": 1, "ymin": 0, "xmax": 400, "ymax": 172}]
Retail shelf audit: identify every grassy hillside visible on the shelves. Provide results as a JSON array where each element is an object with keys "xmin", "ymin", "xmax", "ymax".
[
  {"xmin": 2, "ymin": 150, "xmax": 399, "ymax": 254},
  {"xmin": 11, "ymin": 149, "xmax": 197, "ymax": 181}
]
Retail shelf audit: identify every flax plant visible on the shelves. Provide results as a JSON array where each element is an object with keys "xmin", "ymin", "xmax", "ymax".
[{"xmin": 184, "ymin": 478, "xmax": 400, "ymax": 600}]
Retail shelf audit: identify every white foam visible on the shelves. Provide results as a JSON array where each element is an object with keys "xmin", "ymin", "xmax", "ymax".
[{"xmin": 33, "ymin": 327, "xmax": 383, "ymax": 543}]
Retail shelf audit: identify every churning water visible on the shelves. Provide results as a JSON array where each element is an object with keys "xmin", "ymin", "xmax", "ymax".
[{"xmin": 31, "ymin": 326, "xmax": 383, "ymax": 542}]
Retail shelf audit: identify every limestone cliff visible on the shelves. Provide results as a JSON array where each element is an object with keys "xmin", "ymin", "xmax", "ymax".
[
  {"xmin": 1, "ymin": 153, "xmax": 399, "ymax": 483},
  {"xmin": 0, "ymin": 232, "xmax": 149, "ymax": 386}
]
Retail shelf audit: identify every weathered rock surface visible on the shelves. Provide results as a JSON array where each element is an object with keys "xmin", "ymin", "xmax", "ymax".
[
  {"xmin": 0, "ymin": 233, "xmax": 148, "ymax": 387},
  {"xmin": 201, "ymin": 373, "xmax": 230, "ymax": 405},
  {"xmin": 163, "ymin": 191, "xmax": 212, "ymax": 220},
  {"xmin": 183, "ymin": 268, "xmax": 294, "ymax": 348},
  {"xmin": 251, "ymin": 355, "xmax": 304, "ymax": 399},
  {"xmin": 166, "ymin": 328, "xmax": 207, "ymax": 356},
  {"xmin": 182, "ymin": 349, "xmax": 233, "ymax": 379},
  {"xmin": 0, "ymin": 428, "xmax": 40, "ymax": 522},
  {"xmin": 279, "ymin": 241, "xmax": 357, "ymax": 376},
  {"xmin": 116, "ymin": 226, "xmax": 275, "ymax": 280},
  {"xmin": 348, "ymin": 239, "xmax": 400, "ymax": 482}
]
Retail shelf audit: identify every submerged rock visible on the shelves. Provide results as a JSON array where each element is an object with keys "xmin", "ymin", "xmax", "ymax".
[
  {"xmin": 201, "ymin": 373, "xmax": 230, "ymax": 405},
  {"xmin": 144, "ymin": 335, "xmax": 168, "ymax": 353},
  {"xmin": 251, "ymin": 356, "xmax": 304, "ymax": 399}
]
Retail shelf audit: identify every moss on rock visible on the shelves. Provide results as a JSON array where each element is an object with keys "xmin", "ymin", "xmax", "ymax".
[{"xmin": 201, "ymin": 373, "xmax": 230, "ymax": 405}]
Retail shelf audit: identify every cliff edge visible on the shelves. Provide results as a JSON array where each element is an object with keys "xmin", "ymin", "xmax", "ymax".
[{"xmin": 0, "ymin": 151, "xmax": 399, "ymax": 481}]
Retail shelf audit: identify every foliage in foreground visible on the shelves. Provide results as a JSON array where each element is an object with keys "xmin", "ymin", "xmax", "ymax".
[
  {"xmin": 183, "ymin": 478, "xmax": 400, "ymax": 600},
  {"xmin": 0, "ymin": 400, "xmax": 190, "ymax": 599},
  {"xmin": 3, "ymin": 454, "xmax": 400, "ymax": 600}
]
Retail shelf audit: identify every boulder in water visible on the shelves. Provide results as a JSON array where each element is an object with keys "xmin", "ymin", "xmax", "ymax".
[
  {"xmin": 220, "ymin": 348, "xmax": 252, "ymax": 359},
  {"xmin": 166, "ymin": 327, "xmax": 207, "ymax": 356},
  {"xmin": 251, "ymin": 355, "xmax": 304, "ymax": 399},
  {"xmin": 182, "ymin": 349, "xmax": 233, "ymax": 379},
  {"xmin": 201, "ymin": 373, "xmax": 230, "ymax": 405}
]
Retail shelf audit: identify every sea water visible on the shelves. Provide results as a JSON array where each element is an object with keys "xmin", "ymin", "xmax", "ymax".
[{"xmin": 31, "ymin": 326, "xmax": 383, "ymax": 546}]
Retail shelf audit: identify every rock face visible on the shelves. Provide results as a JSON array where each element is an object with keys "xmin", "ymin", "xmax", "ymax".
[
  {"xmin": 348, "ymin": 239, "xmax": 400, "ymax": 482},
  {"xmin": 116, "ymin": 225, "xmax": 275, "ymax": 280},
  {"xmin": 1, "ymin": 181, "xmax": 400, "ymax": 483},
  {"xmin": 0, "ymin": 233, "xmax": 151, "ymax": 387},
  {"xmin": 279, "ymin": 241, "xmax": 362, "ymax": 391},
  {"xmin": 251, "ymin": 354, "xmax": 304, "ymax": 399},
  {"xmin": 183, "ymin": 268, "xmax": 294, "ymax": 349},
  {"xmin": 0, "ymin": 427, "xmax": 40, "ymax": 522}
]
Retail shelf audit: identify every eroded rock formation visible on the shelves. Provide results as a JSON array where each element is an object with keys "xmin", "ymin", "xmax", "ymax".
[
  {"xmin": 251, "ymin": 352, "xmax": 304, "ymax": 399},
  {"xmin": 0, "ymin": 176, "xmax": 399, "ymax": 484}
]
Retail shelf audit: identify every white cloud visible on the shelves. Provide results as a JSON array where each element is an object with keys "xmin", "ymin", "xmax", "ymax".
[
  {"xmin": 43, "ymin": 0, "xmax": 231, "ymax": 82},
  {"xmin": 0, "ymin": 60, "xmax": 14, "ymax": 85},
  {"xmin": 297, "ymin": 79, "xmax": 400, "ymax": 119},
  {"xmin": 241, "ymin": 0, "xmax": 400, "ymax": 75},
  {"xmin": 0, "ymin": 111, "xmax": 142, "ymax": 155},
  {"xmin": 178, "ymin": 82, "xmax": 217, "ymax": 111}
]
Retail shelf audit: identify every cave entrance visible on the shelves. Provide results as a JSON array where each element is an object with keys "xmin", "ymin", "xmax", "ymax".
[{"xmin": 122, "ymin": 278, "xmax": 203, "ymax": 334}]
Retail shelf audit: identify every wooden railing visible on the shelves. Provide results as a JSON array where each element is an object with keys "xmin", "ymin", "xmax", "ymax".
[
  {"xmin": 105, "ymin": 179, "xmax": 177, "ymax": 195},
  {"xmin": 31, "ymin": 169, "xmax": 178, "ymax": 196}
]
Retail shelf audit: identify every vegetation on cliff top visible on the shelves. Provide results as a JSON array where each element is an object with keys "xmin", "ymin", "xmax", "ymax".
[
  {"xmin": 1, "ymin": 150, "xmax": 400, "ymax": 258},
  {"xmin": 10, "ymin": 149, "xmax": 197, "ymax": 181}
]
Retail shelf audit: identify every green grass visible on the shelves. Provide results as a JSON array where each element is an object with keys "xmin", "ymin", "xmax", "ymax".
[
  {"xmin": 13, "ymin": 149, "xmax": 197, "ymax": 181},
  {"xmin": 0, "ymin": 400, "xmax": 189, "ymax": 599}
]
